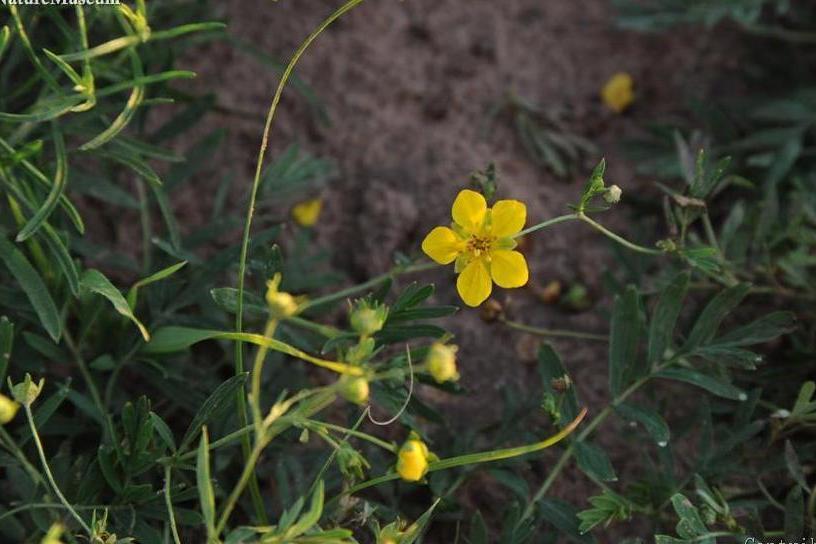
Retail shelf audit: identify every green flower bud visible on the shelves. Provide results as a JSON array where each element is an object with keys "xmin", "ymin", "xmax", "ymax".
[
  {"xmin": 425, "ymin": 342, "xmax": 459, "ymax": 383},
  {"xmin": 346, "ymin": 337, "xmax": 375, "ymax": 365},
  {"xmin": 350, "ymin": 301, "xmax": 388, "ymax": 337},
  {"xmin": 10, "ymin": 374, "xmax": 44, "ymax": 406},
  {"xmin": 338, "ymin": 374, "xmax": 370, "ymax": 405},
  {"xmin": 337, "ymin": 443, "xmax": 369, "ymax": 481}
]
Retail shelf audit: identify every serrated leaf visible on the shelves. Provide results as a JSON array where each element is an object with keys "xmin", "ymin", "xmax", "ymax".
[
  {"xmin": 682, "ymin": 284, "xmax": 749, "ymax": 352},
  {"xmin": 609, "ymin": 286, "xmax": 641, "ymax": 397},
  {"xmin": 648, "ymin": 272, "xmax": 689, "ymax": 365},
  {"xmin": 655, "ymin": 368, "xmax": 746, "ymax": 401}
]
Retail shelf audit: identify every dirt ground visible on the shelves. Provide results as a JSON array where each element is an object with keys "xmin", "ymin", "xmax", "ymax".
[{"xmin": 159, "ymin": 0, "xmax": 742, "ymax": 540}]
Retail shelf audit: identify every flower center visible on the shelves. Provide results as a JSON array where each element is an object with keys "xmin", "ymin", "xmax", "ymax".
[{"xmin": 466, "ymin": 235, "xmax": 493, "ymax": 256}]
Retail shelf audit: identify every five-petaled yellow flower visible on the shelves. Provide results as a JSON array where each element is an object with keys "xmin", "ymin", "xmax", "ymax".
[
  {"xmin": 422, "ymin": 189, "xmax": 529, "ymax": 307},
  {"xmin": 396, "ymin": 436, "xmax": 431, "ymax": 482}
]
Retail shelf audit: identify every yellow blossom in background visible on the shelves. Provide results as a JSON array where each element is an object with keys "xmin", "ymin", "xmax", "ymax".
[
  {"xmin": 422, "ymin": 189, "xmax": 528, "ymax": 307},
  {"xmin": 0, "ymin": 394, "xmax": 19, "ymax": 424},
  {"xmin": 265, "ymin": 273, "xmax": 298, "ymax": 318},
  {"xmin": 396, "ymin": 435, "xmax": 431, "ymax": 482},
  {"xmin": 40, "ymin": 523, "xmax": 65, "ymax": 544},
  {"xmin": 425, "ymin": 342, "xmax": 459, "ymax": 383},
  {"xmin": 292, "ymin": 198, "xmax": 323, "ymax": 227},
  {"xmin": 601, "ymin": 72, "xmax": 634, "ymax": 113}
]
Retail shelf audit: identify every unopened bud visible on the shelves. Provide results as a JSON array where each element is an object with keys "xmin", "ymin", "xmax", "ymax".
[
  {"xmin": 425, "ymin": 342, "xmax": 459, "ymax": 383},
  {"xmin": 0, "ymin": 394, "xmax": 20, "ymax": 424},
  {"xmin": 338, "ymin": 375, "xmax": 370, "ymax": 405}
]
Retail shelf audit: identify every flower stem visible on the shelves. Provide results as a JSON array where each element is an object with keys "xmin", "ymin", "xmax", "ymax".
[
  {"xmin": 303, "ymin": 419, "xmax": 398, "ymax": 453},
  {"xmin": 232, "ymin": 4, "xmax": 368, "ymax": 521},
  {"xmin": 25, "ymin": 404, "xmax": 92, "ymax": 536},
  {"xmin": 501, "ymin": 318, "xmax": 608, "ymax": 342},
  {"xmin": 513, "ymin": 214, "xmax": 577, "ymax": 238},
  {"xmin": 250, "ymin": 319, "xmax": 279, "ymax": 432},
  {"xmin": 577, "ymin": 213, "xmax": 663, "ymax": 256}
]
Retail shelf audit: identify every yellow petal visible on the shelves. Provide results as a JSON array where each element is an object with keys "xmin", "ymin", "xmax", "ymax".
[
  {"xmin": 490, "ymin": 250, "xmax": 529, "ymax": 288},
  {"xmin": 456, "ymin": 258, "xmax": 492, "ymax": 307},
  {"xmin": 490, "ymin": 199, "xmax": 526, "ymax": 237},
  {"xmin": 292, "ymin": 198, "xmax": 322, "ymax": 227},
  {"xmin": 422, "ymin": 226, "xmax": 462, "ymax": 264},
  {"xmin": 451, "ymin": 189, "xmax": 487, "ymax": 234}
]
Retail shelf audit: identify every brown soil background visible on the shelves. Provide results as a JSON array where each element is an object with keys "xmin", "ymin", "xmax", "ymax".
[{"xmin": 157, "ymin": 1, "xmax": 740, "ymax": 541}]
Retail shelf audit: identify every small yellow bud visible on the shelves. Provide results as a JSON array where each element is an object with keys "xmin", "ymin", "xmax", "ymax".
[
  {"xmin": 338, "ymin": 375, "xmax": 369, "ymax": 405},
  {"xmin": 40, "ymin": 523, "xmax": 65, "ymax": 544},
  {"xmin": 601, "ymin": 72, "xmax": 634, "ymax": 113},
  {"xmin": 396, "ymin": 437, "xmax": 431, "ymax": 482},
  {"xmin": 350, "ymin": 301, "xmax": 388, "ymax": 337},
  {"xmin": 0, "ymin": 394, "xmax": 20, "ymax": 425},
  {"xmin": 425, "ymin": 342, "xmax": 459, "ymax": 383},
  {"xmin": 265, "ymin": 273, "xmax": 298, "ymax": 318},
  {"xmin": 292, "ymin": 198, "xmax": 323, "ymax": 227},
  {"xmin": 604, "ymin": 184, "xmax": 622, "ymax": 204}
]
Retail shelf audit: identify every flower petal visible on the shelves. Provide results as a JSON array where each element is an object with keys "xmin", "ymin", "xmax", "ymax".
[
  {"xmin": 490, "ymin": 250, "xmax": 529, "ymax": 288},
  {"xmin": 456, "ymin": 259, "xmax": 492, "ymax": 307},
  {"xmin": 490, "ymin": 199, "xmax": 526, "ymax": 237},
  {"xmin": 421, "ymin": 226, "xmax": 462, "ymax": 264},
  {"xmin": 452, "ymin": 189, "xmax": 487, "ymax": 234}
]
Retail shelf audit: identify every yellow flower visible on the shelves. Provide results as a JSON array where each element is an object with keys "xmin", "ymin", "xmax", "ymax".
[
  {"xmin": 422, "ymin": 190, "xmax": 529, "ymax": 307},
  {"xmin": 601, "ymin": 72, "xmax": 634, "ymax": 113},
  {"xmin": 0, "ymin": 394, "xmax": 19, "ymax": 425},
  {"xmin": 396, "ymin": 436, "xmax": 431, "ymax": 482},
  {"xmin": 40, "ymin": 523, "xmax": 65, "ymax": 544},
  {"xmin": 425, "ymin": 342, "xmax": 459, "ymax": 383},
  {"xmin": 292, "ymin": 198, "xmax": 322, "ymax": 227}
]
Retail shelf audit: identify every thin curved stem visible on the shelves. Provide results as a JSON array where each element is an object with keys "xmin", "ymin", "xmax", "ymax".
[
  {"xmin": 501, "ymin": 318, "xmax": 608, "ymax": 342},
  {"xmin": 513, "ymin": 214, "xmax": 577, "ymax": 238},
  {"xmin": 577, "ymin": 213, "xmax": 663, "ymax": 256},
  {"xmin": 232, "ymin": 0, "xmax": 366, "ymax": 521},
  {"xmin": 25, "ymin": 404, "xmax": 92, "ymax": 536},
  {"xmin": 304, "ymin": 419, "xmax": 397, "ymax": 453}
]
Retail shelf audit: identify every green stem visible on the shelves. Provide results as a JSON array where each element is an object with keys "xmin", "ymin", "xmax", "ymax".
[
  {"xmin": 513, "ymin": 214, "xmax": 577, "ymax": 238},
  {"xmin": 215, "ymin": 437, "xmax": 266, "ymax": 535},
  {"xmin": 578, "ymin": 213, "xmax": 663, "ymax": 256},
  {"xmin": 0, "ymin": 426, "xmax": 46, "ymax": 487},
  {"xmin": 299, "ymin": 261, "xmax": 437, "ymax": 312},
  {"xmin": 250, "ymin": 319, "xmax": 279, "ymax": 431},
  {"xmin": 501, "ymin": 318, "xmax": 608, "ymax": 342},
  {"xmin": 232, "ymin": 0, "xmax": 366, "ymax": 523},
  {"xmin": 25, "ymin": 404, "xmax": 92, "ymax": 536},
  {"xmin": 164, "ymin": 466, "xmax": 182, "ymax": 544},
  {"xmin": 304, "ymin": 419, "xmax": 397, "ymax": 453}
]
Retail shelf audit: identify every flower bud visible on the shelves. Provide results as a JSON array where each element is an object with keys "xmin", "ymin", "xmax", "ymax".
[
  {"xmin": 11, "ymin": 374, "xmax": 44, "ymax": 406},
  {"xmin": 0, "ymin": 394, "xmax": 20, "ymax": 424},
  {"xmin": 337, "ymin": 443, "xmax": 369, "ymax": 480},
  {"xmin": 425, "ymin": 342, "xmax": 459, "ymax": 383},
  {"xmin": 346, "ymin": 337, "xmax": 375, "ymax": 365},
  {"xmin": 396, "ymin": 435, "xmax": 431, "ymax": 482},
  {"xmin": 265, "ymin": 273, "xmax": 298, "ymax": 318},
  {"xmin": 337, "ymin": 375, "xmax": 370, "ymax": 405},
  {"xmin": 350, "ymin": 301, "xmax": 388, "ymax": 337},
  {"xmin": 40, "ymin": 523, "xmax": 65, "ymax": 544},
  {"xmin": 604, "ymin": 184, "xmax": 622, "ymax": 204}
]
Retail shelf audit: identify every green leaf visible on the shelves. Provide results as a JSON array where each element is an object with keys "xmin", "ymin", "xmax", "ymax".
[
  {"xmin": 210, "ymin": 287, "xmax": 267, "ymax": 318},
  {"xmin": 81, "ymin": 269, "xmax": 150, "ymax": 341},
  {"xmin": 576, "ymin": 489, "xmax": 631, "ymax": 534},
  {"xmin": 469, "ymin": 511, "xmax": 488, "ymax": 544},
  {"xmin": 574, "ymin": 440, "xmax": 617, "ymax": 482},
  {"xmin": 784, "ymin": 440, "xmax": 808, "ymax": 491},
  {"xmin": 784, "ymin": 485, "xmax": 804, "ymax": 540},
  {"xmin": 615, "ymin": 402, "xmax": 670, "ymax": 446},
  {"xmin": 713, "ymin": 311, "xmax": 796, "ymax": 347},
  {"xmin": 16, "ymin": 124, "xmax": 68, "ymax": 242},
  {"xmin": 179, "ymin": 374, "xmax": 248, "ymax": 452},
  {"xmin": 197, "ymin": 427, "xmax": 216, "ymax": 538},
  {"xmin": 150, "ymin": 412, "xmax": 176, "ymax": 453},
  {"xmin": 682, "ymin": 284, "xmax": 749, "ymax": 352},
  {"xmin": 647, "ymin": 272, "xmax": 689, "ymax": 364},
  {"xmin": 669, "ymin": 494, "xmax": 711, "ymax": 542},
  {"xmin": 655, "ymin": 368, "xmax": 746, "ymax": 401},
  {"xmin": 609, "ymin": 286, "xmax": 641, "ymax": 397},
  {"xmin": 538, "ymin": 344, "xmax": 579, "ymax": 423},
  {"xmin": 538, "ymin": 498, "xmax": 595, "ymax": 544},
  {"xmin": 0, "ymin": 237, "xmax": 61, "ymax": 341},
  {"xmin": 126, "ymin": 261, "xmax": 187, "ymax": 309}
]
